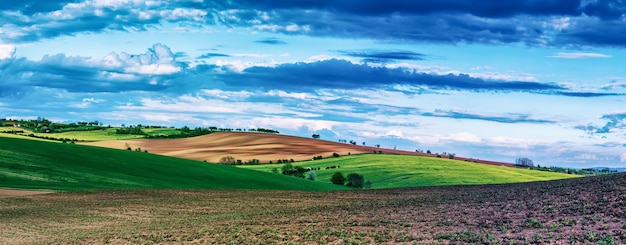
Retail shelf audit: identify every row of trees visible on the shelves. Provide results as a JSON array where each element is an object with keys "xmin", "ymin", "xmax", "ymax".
[{"xmin": 2, "ymin": 118, "xmax": 108, "ymax": 133}]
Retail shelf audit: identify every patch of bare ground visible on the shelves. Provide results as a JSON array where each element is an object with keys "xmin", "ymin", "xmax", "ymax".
[
  {"xmin": 0, "ymin": 189, "xmax": 53, "ymax": 199},
  {"xmin": 81, "ymin": 132, "xmax": 514, "ymax": 166},
  {"xmin": 1, "ymin": 173, "xmax": 624, "ymax": 244}
]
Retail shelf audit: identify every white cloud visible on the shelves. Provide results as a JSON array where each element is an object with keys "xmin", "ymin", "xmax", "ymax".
[
  {"xmin": 547, "ymin": 52, "xmax": 612, "ymax": 59},
  {"xmin": 448, "ymin": 133, "xmax": 483, "ymax": 143},
  {"xmin": 266, "ymin": 90, "xmax": 313, "ymax": 100},
  {"xmin": 385, "ymin": 129, "xmax": 404, "ymax": 137},
  {"xmin": 621, "ymin": 153, "xmax": 626, "ymax": 162},
  {"xmin": 575, "ymin": 153, "xmax": 598, "ymax": 160},
  {"xmin": 306, "ymin": 55, "xmax": 335, "ymax": 62},
  {"xmin": 73, "ymin": 97, "xmax": 105, "ymax": 108},
  {"xmin": 387, "ymin": 63, "xmax": 537, "ymax": 82},
  {"xmin": 252, "ymin": 117, "xmax": 337, "ymax": 131},
  {"xmin": 201, "ymin": 89, "xmax": 253, "ymax": 100},
  {"xmin": 0, "ymin": 45, "xmax": 16, "ymax": 59}
]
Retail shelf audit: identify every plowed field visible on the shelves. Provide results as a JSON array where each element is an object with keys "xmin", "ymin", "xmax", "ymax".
[{"xmin": 82, "ymin": 132, "xmax": 514, "ymax": 166}]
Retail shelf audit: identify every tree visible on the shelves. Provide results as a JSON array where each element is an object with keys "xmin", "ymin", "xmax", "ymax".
[
  {"xmin": 346, "ymin": 173, "xmax": 365, "ymax": 188},
  {"xmin": 516, "ymin": 158, "xmax": 534, "ymax": 167},
  {"xmin": 330, "ymin": 172, "xmax": 346, "ymax": 185},
  {"xmin": 312, "ymin": 134, "xmax": 320, "ymax": 139},
  {"xmin": 219, "ymin": 156, "xmax": 237, "ymax": 165}
]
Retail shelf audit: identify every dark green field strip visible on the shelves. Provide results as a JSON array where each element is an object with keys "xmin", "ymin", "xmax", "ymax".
[{"xmin": 0, "ymin": 137, "xmax": 346, "ymax": 191}]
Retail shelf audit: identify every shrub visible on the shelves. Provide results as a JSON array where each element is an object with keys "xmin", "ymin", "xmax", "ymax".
[
  {"xmin": 219, "ymin": 156, "xmax": 237, "ymax": 165},
  {"xmin": 333, "ymin": 152, "xmax": 340, "ymax": 157},
  {"xmin": 307, "ymin": 170, "xmax": 317, "ymax": 181},
  {"xmin": 346, "ymin": 173, "xmax": 365, "ymax": 188},
  {"xmin": 330, "ymin": 172, "xmax": 346, "ymax": 185},
  {"xmin": 364, "ymin": 181, "xmax": 372, "ymax": 189},
  {"xmin": 282, "ymin": 163, "xmax": 306, "ymax": 178},
  {"xmin": 282, "ymin": 162, "xmax": 294, "ymax": 174}
]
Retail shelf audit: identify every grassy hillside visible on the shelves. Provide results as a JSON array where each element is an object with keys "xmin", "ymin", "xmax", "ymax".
[
  {"xmin": 0, "ymin": 136, "xmax": 346, "ymax": 191},
  {"xmin": 0, "ymin": 127, "xmax": 185, "ymax": 141},
  {"xmin": 240, "ymin": 154, "xmax": 580, "ymax": 188}
]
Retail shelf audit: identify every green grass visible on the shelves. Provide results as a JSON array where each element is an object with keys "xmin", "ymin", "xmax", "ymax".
[
  {"xmin": 239, "ymin": 154, "xmax": 580, "ymax": 189},
  {"xmin": 0, "ymin": 136, "xmax": 346, "ymax": 191},
  {"xmin": 1, "ymin": 127, "xmax": 184, "ymax": 141}
]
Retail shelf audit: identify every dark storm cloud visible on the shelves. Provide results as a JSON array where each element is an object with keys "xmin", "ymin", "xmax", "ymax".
[
  {"xmin": 3, "ymin": 0, "xmax": 625, "ymax": 47},
  {"xmin": 254, "ymin": 38, "xmax": 288, "ymax": 45},
  {"xmin": 215, "ymin": 0, "xmax": 626, "ymax": 47},
  {"xmin": 336, "ymin": 50, "xmax": 426, "ymax": 63},
  {"xmin": 556, "ymin": 19, "xmax": 626, "ymax": 47},
  {"xmin": 228, "ymin": 0, "xmax": 582, "ymax": 17},
  {"xmin": 217, "ymin": 59, "xmax": 563, "ymax": 91},
  {"xmin": 422, "ymin": 110, "xmax": 557, "ymax": 124}
]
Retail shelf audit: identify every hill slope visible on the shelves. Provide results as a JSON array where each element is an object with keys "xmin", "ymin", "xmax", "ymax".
[
  {"xmin": 82, "ymin": 132, "xmax": 514, "ymax": 167},
  {"xmin": 0, "ymin": 137, "xmax": 346, "ymax": 191},
  {"xmin": 82, "ymin": 132, "xmax": 380, "ymax": 163},
  {"xmin": 240, "ymin": 154, "xmax": 579, "ymax": 189}
]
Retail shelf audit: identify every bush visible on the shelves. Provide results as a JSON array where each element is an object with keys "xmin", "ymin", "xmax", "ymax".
[
  {"xmin": 282, "ymin": 162, "xmax": 294, "ymax": 174},
  {"xmin": 332, "ymin": 152, "xmax": 340, "ymax": 157},
  {"xmin": 307, "ymin": 170, "xmax": 317, "ymax": 181},
  {"xmin": 346, "ymin": 173, "xmax": 365, "ymax": 188},
  {"xmin": 330, "ymin": 172, "xmax": 346, "ymax": 185},
  {"xmin": 219, "ymin": 156, "xmax": 237, "ymax": 165},
  {"xmin": 282, "ymin": 163, "xmax": 306, "ymax": 178}
]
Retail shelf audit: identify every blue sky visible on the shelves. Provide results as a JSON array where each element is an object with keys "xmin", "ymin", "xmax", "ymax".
[{"xmin": 1, "ymin": 0, "xmax": 626, "ymax": 168}]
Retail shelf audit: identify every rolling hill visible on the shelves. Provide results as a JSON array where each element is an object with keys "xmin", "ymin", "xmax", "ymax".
[
  {"xmin": 81, "ymin": 132, "xmax": 514, "ymax": 167},
  {"xmin": 0, "ymin": 136, "xmax": 346, "ymax": 191},
  {"xmin": 240, "ymin": 154, "xmax": 579, "ymax": 189}
]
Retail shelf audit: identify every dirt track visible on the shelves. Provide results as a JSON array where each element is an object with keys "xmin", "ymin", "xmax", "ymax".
[{"xmin": 82, "ymin": 132, "xmax": 514, "ymax": 166}]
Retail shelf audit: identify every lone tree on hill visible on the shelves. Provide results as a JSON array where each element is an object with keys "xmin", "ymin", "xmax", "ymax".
[
  {"xmin": 516, "ymin": 158, "xmax": 534, "ymax": 167},
  {"xmin": 330, "ymin": 172, "xmax": 346, "ymax": 185},
  {"xmin": 312, "ymin": 134, "xmax": 320, "ymax": 139}
]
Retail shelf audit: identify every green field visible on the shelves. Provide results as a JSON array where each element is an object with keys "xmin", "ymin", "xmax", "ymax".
[
  {"xmin": 0, "ymin": 127, "xmax": 185, "ymax": 141},
  {"xmin": 0, "ymin": 136, "xmax": 346, "ymax": 191},
  {"xmin": 239, "ymin": 154, "xmax": 580, "ymax": 189}
]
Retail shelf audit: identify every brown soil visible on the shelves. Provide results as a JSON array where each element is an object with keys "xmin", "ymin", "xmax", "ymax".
[
  {"xmin": 1, "ymin": 173, "xmax": 624, "ymax": 244},
  {"xmin": 0, "ymin": 189, "xmax": 52, "ymax": 199},
  {"xmin": 81, "ymin": 132, "xmax": 514, "ymax": 166}
]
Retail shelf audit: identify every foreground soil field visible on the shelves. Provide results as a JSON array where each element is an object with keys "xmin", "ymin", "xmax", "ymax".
[
  {"xmin": 2, "ymin": 173, "xmax": 624, "ymax": 244},
  {"xmin": 82, "ymin": 132, "xmax": 514, "ymax": 166}
]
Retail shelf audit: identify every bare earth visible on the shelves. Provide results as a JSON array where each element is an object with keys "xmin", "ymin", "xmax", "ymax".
[
  {"xmin": 81, "ymin": 132, "xmax": 514, "ymax": 166},
  {"xmin": 0, "ymin": 189, "xmax": 52, "ymax": 199}
]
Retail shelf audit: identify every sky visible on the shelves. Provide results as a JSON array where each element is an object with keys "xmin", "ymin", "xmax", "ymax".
[{"xmin": 1, "ymin": 0, "xmax": 626, "ymax": 169}]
